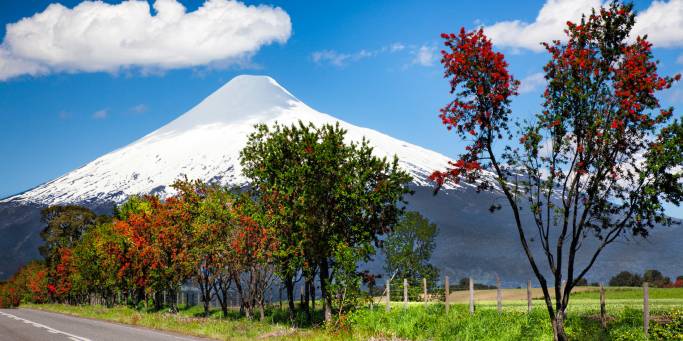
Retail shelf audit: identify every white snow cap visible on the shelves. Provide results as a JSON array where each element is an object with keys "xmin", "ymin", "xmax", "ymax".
[{"xmin": 6, "ymin": 75, "xmax": 467, "ymax": 205}]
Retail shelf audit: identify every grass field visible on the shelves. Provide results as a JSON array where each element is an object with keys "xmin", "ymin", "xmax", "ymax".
[{"xmin": 22, "ymin": 287, "xmax": 683, "ymax": 340}]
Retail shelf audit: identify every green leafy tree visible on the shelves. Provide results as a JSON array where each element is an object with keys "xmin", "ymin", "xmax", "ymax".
[
  {"xmin": 72, "ymin": 222, "xmax": 125, "ymax": 306},
  {"xmin": 241, "ymin": 121, "xmax": 412, "ymax": 322},
  {"xmin": 642, "ymin": 269, "xmax": 671, "ymax": 288},
  {"xmin": 241, "ymin": 122, "xmax": 312, "ymax": 321},
  {"xmin": 39, "ymin": 206, "xmax": 99, "ymax": 266},
  {"xmin": 39, "ymin": 205, "xmax": 108, "ymax": 302},
  {"xmin": 188, "ymin": 181, "xmax": 239, "ymax": 317},
  {"xmin": 383, "ymin": 211, "xmax": 439, "ymax": 291}
]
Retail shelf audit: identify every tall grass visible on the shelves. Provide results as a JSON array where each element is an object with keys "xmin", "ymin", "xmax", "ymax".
[{"xmin": 347, "ymin": 304, "xmax": 656, "ymax": 340}]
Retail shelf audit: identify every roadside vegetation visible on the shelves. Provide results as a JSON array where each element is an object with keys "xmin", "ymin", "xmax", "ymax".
[{"xmin": 23, "ymin": 287, "xmax": 683, "ymax": 340}]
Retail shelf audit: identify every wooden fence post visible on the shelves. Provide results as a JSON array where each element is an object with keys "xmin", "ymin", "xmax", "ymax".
[
  {"xmin": 600, "ymin": 283, "xmax": 606, "ymax": 328},
  {"xmin": 644, "ymin": 282, "xmax": 649, "ymax": 337},
  {"xmin": 527, "ymin": 280, "xmax": 532, "ymax": 313},
  {"xmin": 385, "ymin": 279, "xmax": 391, "ymax": 312},
  {"xmin": 496, "ymin": 274, "xmax": 502, "ymax": 314},
  {"xmin": 423, "ymin": 278, "xmax": 428, "ymax": 307},
  {"xmin": 403, "ymin": 278, "xmax": 408, "ymax": 309},
  {"xmin": 469, "ymin": 277, "xmax": 475, "ymax": 315},
  {"xmin": 445, "ymin": 276, "xmax": 450, "ymax": 313}
]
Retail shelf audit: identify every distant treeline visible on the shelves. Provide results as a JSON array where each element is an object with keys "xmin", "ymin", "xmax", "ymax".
[{"xmin": 608, "ymin": 270, "xmax": 683, "ymax": 288}]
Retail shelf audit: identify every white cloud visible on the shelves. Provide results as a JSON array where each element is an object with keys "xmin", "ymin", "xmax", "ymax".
[
  {"xmin": 92, "ymin": 109, "xmax": 108, "ymax": 119},
  {"xmin": 483, "ymin": 0, "xmax": 683, "ymax": 52},
  {"xmin": 412, "ymin": 45, "xmax": 438, "ymax": 66},
  {"xmin": 631, "ymin": 0, "xmax": 683, "ymax": 48},
  {"xmin": 130, "ymin": 104, "xmax": 148, "ymax": 114},
  {"xmin": 389, "ymin": 42, "xmax": 406, "ymax": 52},
  {"xmin": 311, "ymin": 49, "xmax": 375, "ymax": 67},
  {"xmin": 518, "ymin": 72, "xmax": 546, "ymax": 94},
  {"xmin": 312, "ymin": 43, "xmax": 432, "ymax": 67},
  {"xmin": 483, "ymin": 0, "xmax": 600, "ymax": 52},
  {"xmin": 0, "ymin": 0, "xmax": 292, "ymax": 81}
]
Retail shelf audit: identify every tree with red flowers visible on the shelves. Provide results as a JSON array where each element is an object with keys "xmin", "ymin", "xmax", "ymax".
[
  {"xmin": 48, "ymin": 247, "xmax": 76, "ymax": 303},
  {"xmin": 116, "ymin": 193, "xmax": 196, "ymax": 312},
  {"xmin": 113, "ymin": 199, "xmax": 157, "ymax": 306},
  {"xmin": 227, "ymin": 195, "xmax": 278, "ymax": 321},
  {"xmin": 176, "ymin": 178, "xmax": 239, "ymax": 317},
  {"xmin": 0, "ymin": 282, "xmax": 20, "ymax": 308},
  {"xmin": 674, "ymin": 276, "xmax": 683, "ymax": 288},
  {"xmin": 9, "ymin": 261, "xmax": 49, "ymax": 304},
  {"xmin": 433, "ymin": 3, "xmax": 683, "ymax": 340}
]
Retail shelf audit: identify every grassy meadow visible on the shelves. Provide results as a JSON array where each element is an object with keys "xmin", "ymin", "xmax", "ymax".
[{"xmin": 22, "ymin": 287, "xmax": 683, "ymax": 340}]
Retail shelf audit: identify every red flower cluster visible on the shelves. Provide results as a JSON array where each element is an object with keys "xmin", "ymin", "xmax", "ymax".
[{"xmin": 431, "ymin": 28, "xmax": 519, "ymax": 186}]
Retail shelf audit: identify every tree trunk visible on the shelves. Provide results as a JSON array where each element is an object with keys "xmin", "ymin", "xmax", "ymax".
[
  {"xmin": 199, "ymin": 275, "xmax": 212, "ymax": 317},
  {"xmin": 318, "ymin": 259, "xmax": 332, "ymax": 322},
  {"xmin": 552, "ymin": 310, "xmax": 568, "ymax": 341},
  {"xmin": 285, "ymin": 277, "xmax": 296, "ymax": 322},
  {"xmin": 153, "ymin": 291, "xmax": 163, "ymax": 311},
  {"xmin": 310, "ymin": 280, "xmax": 316, "ymax": 312},
  {"xmin": 168, "ymin": 288, "xmax": 178, "ymax": 313},
  {"xmin": 303, "ymin": 276, "xmax": 311, "ymax": 323},
  {"xmin": 233, "ymin": 275, "xmax": 250, "ymax": 319},
  {"xmin": 213, "ymin": 275, "xmax": 232, "ymax": 318}
]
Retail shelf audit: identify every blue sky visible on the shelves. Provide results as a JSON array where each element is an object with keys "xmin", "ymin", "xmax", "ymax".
[{"xmin": 0, "ymin": 0, "xmax": 682, "ymax": 217}]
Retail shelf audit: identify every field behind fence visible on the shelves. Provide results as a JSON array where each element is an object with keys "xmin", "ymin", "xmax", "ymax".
[{"xmin": 377, "ymin": 276, "xmax": 683, "ymax": 337}]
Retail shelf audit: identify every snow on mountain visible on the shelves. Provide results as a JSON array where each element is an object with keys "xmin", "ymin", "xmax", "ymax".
[{"xmin": 4, "ymin": 75, "xmax": 474, "ymax": 206}]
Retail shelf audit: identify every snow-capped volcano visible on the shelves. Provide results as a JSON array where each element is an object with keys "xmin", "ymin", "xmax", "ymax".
[
  {"xmin": 2, "ymin": 75, "xmax": 680, "ymax": 284},
  {"xmin": 4, "ymin": 75, "xmax": 459, "ymax": 206}
]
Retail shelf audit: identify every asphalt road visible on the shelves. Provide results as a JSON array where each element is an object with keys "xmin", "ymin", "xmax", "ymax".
[{"xmin": 0, "ymin": 308, "xmax": 209, "ymax": 341}]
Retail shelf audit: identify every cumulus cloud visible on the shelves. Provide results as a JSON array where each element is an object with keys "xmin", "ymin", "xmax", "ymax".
[
  {"xmin": 483, "ymin": 0, "xmax": 683, "ymax": 52},
  {"xmin": 0, "ymin": 0, "xmax": 292, "ymax": 81},
  {"xmin": 92, "ymin": 109, "xmax": 108, "ymax": 119},
  {"xmin": 631, "ymin": 0, "xmax": 683, "ymax": 48},
  {"xmin": 483, "ymin": 0, "xmax": 600, "ymax": 52},
  {"xmin": 412, "ymin": 45, "xmax": 438, "ymax": 66},
  {"xmin": 518, "ymin": 72, "xmax": 546, "ymax": 94}
]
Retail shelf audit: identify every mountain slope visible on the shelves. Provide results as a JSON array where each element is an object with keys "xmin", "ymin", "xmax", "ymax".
[
  {"xmin": 1, "ymin": 75, "xmax": 679, "ymax": 285},
  {"xmin": 3, "ymin": 75, "xmax": 473, "ymax": 206}
]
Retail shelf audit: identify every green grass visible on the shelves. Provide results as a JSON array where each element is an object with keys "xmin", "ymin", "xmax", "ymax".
[
  {"xmin": 571, "ymin": 287, "xmax": 683, "ymax": 300},
  {"xmin": 21, "ymin": 288, "xmax": 683, "ymax": 340},
  {"xmin": 23, "ymin": 303, "xmax": 326, "ymax": 340}
]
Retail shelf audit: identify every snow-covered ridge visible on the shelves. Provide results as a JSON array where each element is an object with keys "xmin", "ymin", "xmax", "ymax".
[{"xmin": 4, "ymin": 75, "xmax": 475, "ymax": 206}]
